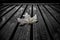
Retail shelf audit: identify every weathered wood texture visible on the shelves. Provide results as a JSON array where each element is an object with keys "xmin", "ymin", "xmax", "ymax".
[{"xmin": 0, "ymin": 3, "xmax": 60, "ymax": 40}]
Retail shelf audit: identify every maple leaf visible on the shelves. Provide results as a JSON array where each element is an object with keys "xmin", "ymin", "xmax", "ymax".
[{"xmin": 17, "ymin": 12, "xmax": 38, "ymax": 25}]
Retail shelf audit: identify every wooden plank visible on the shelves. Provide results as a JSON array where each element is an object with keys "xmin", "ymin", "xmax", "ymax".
[
  {"xmin": 0, "ymin": 4, "xmax": 23, "ymax": 40},
  {"xmin": 0, "ymin": 5, "xmax": 13, "ymax": 18},
  {"xmin": 0, "ymin": 5, "xmax": 16, "ymax": 23},
  {"xmin": 43, "ymin": 5, "xmax": 60, "ymax": 29},
  {"xmin": 49, "ymin": 5, "xmax": 60, "ymax": 13},
  {"xmin": 12, "ymin": 5, "xmax": 32, "ymax": 40},
  {"xmin": 17, "ymin": 25, "xmax": 30, "ymax": 40},
  {"xmin": 44, "ymin": 5, "xmax": 60, "ymax": 24},
  {"xmin": 0, "ymin": 4, "xmax": 8, "ymax": 9},
  {"xmin": 0, "ymin": 5, "xmax": 16, "ymax": 17},
  {"xmin": 33, "ymin": 5, "xmax": 51, "ymax": 40},
  {"xmin": 39, "ymin": 5, "xmax": 58, "ymax": 40},
  {"xmin": 33, "ymin": 5, "xmax": 40, "ymax": 40},
  {"xmin": 0, "ymin": 5, "xmax": 12, "ymax": 12},
  {"xmin": 52, "ymin": 4, "xmax": 60, "ymax": 9},
  {"xmin": 10, "ymin": 4, "xmax": 29, "ymax": 40},
  {"xmin": 9, "ymin": 5, "xmax": 26, "ymax": 40},
  {"xmin": 43, "ymin": 5, "xmax": 60, "ymax": 40},
  {"xmin": 0, "ymin": 5, "xmax": 20, "ymax": 30}
]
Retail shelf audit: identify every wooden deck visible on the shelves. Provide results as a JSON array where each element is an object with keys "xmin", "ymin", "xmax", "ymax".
[{"xmin": 0, "ymin": 3, "xmax": 60, "ymax": 40}]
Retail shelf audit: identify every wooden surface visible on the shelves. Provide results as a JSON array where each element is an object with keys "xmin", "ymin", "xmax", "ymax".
[{"xmin": 0, "ymin": 3, "xmax": 60, "ymax": 40}]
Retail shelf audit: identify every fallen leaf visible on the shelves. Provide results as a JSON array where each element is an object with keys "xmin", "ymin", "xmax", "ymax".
[{"xmin": 17, "ymin": 12, "xmax": 38, "ymax": 25}]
